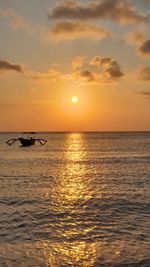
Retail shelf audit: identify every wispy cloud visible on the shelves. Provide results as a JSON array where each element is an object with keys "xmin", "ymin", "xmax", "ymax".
[
  {"xmin": 140, "ymin": 91, "xmax": 150, "ymax": 95},
  {"xmin": 0, "ymin": 60, "xmax": 24, "ymax": 74},
  {"xmin": 27, "ymin": 68, "xmax": 61, "ymax": 84},
  {"xmin": 0, "ymin": 102, "xmax": 17, "ymax": 109},
  {"xmin": 48, "ymin": 0, "xmax": 149, "ymax": 25},
  {"xmin": 137, "ymin": 65, "xmax": 150, "ymax": 80},
  {"xmin": 71, "ymin": 57, "xmax": 85, "ymax": 70},
  {"xmin": 46, "ymin": 21, "xmax": 112, "ymax": 41},
  {"xmin": 124, "ymin": 29, "xmax": 147, "ymax": 45},
  {"xmin": 0, "ymin": 8, "xmax": 34, "ymax": 34},
  {"xmin": 136, "ymin": 90, "xmax": 150, "ymax": 98}
]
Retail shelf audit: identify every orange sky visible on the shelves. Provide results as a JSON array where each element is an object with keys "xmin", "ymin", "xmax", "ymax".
[{"xmin": 0, "ymin": 0, "xmax": 150, "ymax": 131}]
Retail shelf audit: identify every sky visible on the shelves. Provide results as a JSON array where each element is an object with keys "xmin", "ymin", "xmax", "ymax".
[{"xmin": 0, "ymin": 0, "xmax": 150, "ymax": 131}]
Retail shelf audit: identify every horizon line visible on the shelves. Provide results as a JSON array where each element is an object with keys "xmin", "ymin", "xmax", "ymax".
[{"xmin": 0, "ymin": 130, "xmax": 150, "ymax": 133}]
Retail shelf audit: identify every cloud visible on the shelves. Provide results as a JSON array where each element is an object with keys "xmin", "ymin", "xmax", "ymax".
[
  {"xmin": 48, "ymin": 0, "xmax": 149, "ymax": 25},
  {"xmin": 105, "ymin": 60, "xmax": 124, "ymax": 78},
  {"xmin": 123, "ymin": 29, "xmax": 150, "ymax": 58},
  {"xmin": 136, "ymin": 90, "xmax": 150, "ymax": 98},
  {"xmin": 28, "ymin": 68, "xmax": 61, "ymax": 84},
  {"xmin": 69, "ymin": 69, "xmax": 110, "ymax": 84},
  {"xmin": 137, "ymin": 66, "xmax": 150, "ymax": 80},
  {"xmin": 90, "ymin": 56, "xmax": 124, "ymax": 78},
  {"xmin": 0, "ymin": 8, "xmax": 34, "ymax": 34},
  {"xmin": 80, "ymin": 70, "xmax": 95, "ymax": 81},
  {"xmin": 124, "ymin": 29, "xmax": 147, "ymax": 46},
  {"xmin": 140, "ymin": 91, "xmax": 150, "ymax": 95},
  {"xmin": 0, "ymin": 60, "xmax": 23, "ymax": 74},
  {"xmin": 2, "ymin": 56, "xmax": 123, "ymax": 86},
  {"xmin": 27, "ymin": 64, "xmax": 121, "ymax": 86},
  {"xmin": 71, "ymin": 57, "xmax": 85, "ymax": 70},
  {"xmin": 71, "ymin": 56, "xmax": 124, "ymax": 84},
  {"xmin": 28, "ymin": 67, "xmax": 95, "ymax": 86},
  {"xmin": 48, "ymin": 21, "xmax": 112, "ymax": 41},
  {"xmin": 138, "ymin": 39, "xmax": 150, "ymax": 56},
  {"xmin": 91, "ymin": 56, "xmax": 112, "ymax": 66}
]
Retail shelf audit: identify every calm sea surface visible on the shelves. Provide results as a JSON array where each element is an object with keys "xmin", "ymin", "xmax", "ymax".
[{"xmin": 0, "ymin": 132, "xmax": 150, "ymax": 267}]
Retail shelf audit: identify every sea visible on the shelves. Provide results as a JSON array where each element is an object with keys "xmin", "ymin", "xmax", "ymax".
[{"xmin": 0, "ymin": 132, "xmax": 150, "ymax": 267}]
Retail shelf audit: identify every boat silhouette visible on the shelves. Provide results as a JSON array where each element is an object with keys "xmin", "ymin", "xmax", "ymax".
[{"xmin": 6, "ymin": 133, "xmax": 47, "ymax": 146}]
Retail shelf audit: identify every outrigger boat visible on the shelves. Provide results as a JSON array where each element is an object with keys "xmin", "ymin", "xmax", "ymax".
[{"xmin": 6, "ymin": 132, "xmax": 47, "ymax": 146}]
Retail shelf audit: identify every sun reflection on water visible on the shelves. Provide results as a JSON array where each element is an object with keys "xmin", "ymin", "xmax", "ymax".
[
  {"xmin": 53, "ymin": 133, "xmax": 92, "ymax": 205},
  {"xmin": 43, "ymin": 133, "xmax": 98, "ymax": 266},
  {"xmin": 42, "ymin": 241, "xmax": 98, "ymax": 267}
]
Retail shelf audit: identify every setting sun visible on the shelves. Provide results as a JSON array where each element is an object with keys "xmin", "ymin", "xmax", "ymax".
[{"xmin": 72, "ymin": 96, "xmax": 78, "ymax": 103}]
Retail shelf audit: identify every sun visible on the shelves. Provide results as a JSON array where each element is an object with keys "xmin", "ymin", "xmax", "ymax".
[{"xmin": 72, "ymin": 96, "xmax": 78, "ymax": 103}]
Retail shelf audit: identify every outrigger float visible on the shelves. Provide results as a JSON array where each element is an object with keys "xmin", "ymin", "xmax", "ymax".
[{"xmin": 6, "ymin": 132, "xmax": 47, "ymax": 146}]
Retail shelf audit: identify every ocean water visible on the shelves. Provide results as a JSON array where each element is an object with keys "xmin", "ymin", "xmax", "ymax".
[{"xmin": 0, "ymin": 132, "xmax": 150, "ymax": 267}]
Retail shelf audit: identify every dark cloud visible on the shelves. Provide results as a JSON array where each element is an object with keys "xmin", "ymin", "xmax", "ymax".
[
  {"xmin": 90, "ymin": 56, "xmax": 124, "ymax": 78},
  {"xmin": 79, "ymin": 58, "xmax": 124, "ymax": 82},
  {"xmin": 0, "ymin": 60, "xmax": 23, "ymax": 74},
  {"xmin": 49, "ymin": 21, "xmax": 112, "ymax": 40},
  {"xmin": 101, "ymin": 57, "xmax": 112, "ymax": 65},
  {"xmin": 140, "ymin": 91, "xmax": 150, "ymax": 95},
  {"xmin": 139, "ymin": 39, "xmax": 150, "ymax": 56},
  {"xmin": 105, "ymin": 61, "xmax": 124, "ymax": 78},
  {"xmin": 48, "ymin": 0, "xmax": 149, "ymax": 25},
  {"xmin": 80, "ymin": 70, "xmax": 94, "ymax": 81}
]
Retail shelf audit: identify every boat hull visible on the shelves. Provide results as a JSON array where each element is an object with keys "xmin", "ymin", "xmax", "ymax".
[{"xmin": 19, "ymin": 138, "xmax": 35, "ymax": 146}]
